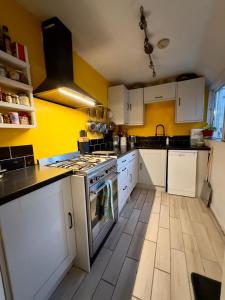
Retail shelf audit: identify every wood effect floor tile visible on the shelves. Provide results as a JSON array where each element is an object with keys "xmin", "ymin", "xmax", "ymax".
[
  {"xmin": 155, "ymin": 228, "xmax": 170, "ymax": 273},
  {"xmin": 170, "ymin": 218, "xmax": 184, "ymax": 251},
  {"xmin": 104, "ymin": 216, "xmax": 127, "ymax": 250},
  {"xmin": 134, "ymin": 191, "xmax": 147, "ymax": 210},
  {"xmin": 145, "ymin": 213, "xmax": 160, "ymax": 243},
  {"xmin": 151, "ymin": 268, "xmax": 170, "ymax": 300},
  {"xmin": 92, "ymin": 280, "xmax": 114, "ymax": 300},
  {"xmin": 183, "ymin": 233, "xmax": 204, "ymax": 276},
  {"xmin": 200, "ymin": 212, "xmax": 224, "ymax": 244},
  {"xmin": 133, "ymin": 240, "xmax": 156, "ymax": 300},
  {"xmin": 72, "ymin": 248, "xmax": 112, "ymax": 300},
  {"xmin": 169, "ymin": 195, "xmax": 180, "ymax": 218},
  {"xmin": 131, "ymin": 188, "xmax": 141, "ymax": 202},
  {"xmin": 146, "ymin": 189, "xmax": 155, "ymax": 203},
  {"xmin": 127, "ymin": 222, "xmax": 147, "ymax": 261},
  {"xmin": 192, "ymin": 222, "xmax": 217, "ymax": 262},
  {"xmin": 120, "ymin": 199, "xmax": 136, "ymax": 219},
  {"xmin": 179, "ymin": 206, "xmax": 193, "ymax": 235},
  {"xmin": 202, "ymin": 259, "xmax": 222, "ymax": 282},
  {"xmin": 152, "ymin": 194, "xmax": 161, "ymax": 214},
  {"xmin": 50, "ymin": 267, "xmax": 86, "ymax": 300},
  {"xmin": 159, "ymin": 205, "xmax": 169, "ymax": 229},
  {"xmin": 186, "ymin": 198, "xmax": 202, "ymax": 224},
  {"xmin": 102, "ymin": 233, "xmax": 132, "ymax": 285},
  {"xmin": 112, "ymin": 257, "xmax": 138, "ymax": 300},
  {"xmin": 171, "ymin": 249, "xmax": 191, "ymax": 300},
  {"xmin": 123, "ymin": 209, "xmax": 141, "ymax": 235},
  {"xmin": 139, "ymin": 200, "xmax": 153, "ymax": 223},
  {"xmin": 161, "ymin": 193, "xmax": 169, "ymax": 207},
  {"xmin": 211, "ymin": 239, "xmax": 225, "ymax": 268}
]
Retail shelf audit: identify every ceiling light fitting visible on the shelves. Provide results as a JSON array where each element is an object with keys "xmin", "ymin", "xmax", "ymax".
[
  {"xmin": 157, "ymin": 38, "xmax": 170, "ymax": 49},
  {"xmin": 139, "ymin": 6, "xmax": 156, "ymax": 78}
]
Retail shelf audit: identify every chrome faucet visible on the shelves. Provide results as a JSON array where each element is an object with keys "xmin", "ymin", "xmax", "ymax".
[{"xmin": 155, "ymin": 124, "xmax": 165, "ymax": 137}]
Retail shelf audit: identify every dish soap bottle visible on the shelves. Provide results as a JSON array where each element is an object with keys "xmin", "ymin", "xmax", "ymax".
[{"xmin": 166, "ymin": 136, "xmax": 169, "ymax": 146}]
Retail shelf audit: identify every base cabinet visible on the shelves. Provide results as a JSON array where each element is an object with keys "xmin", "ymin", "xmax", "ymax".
[
  {"xmin": 0, "ymin": 177, "xmax": 76, "ymax": 300},
  {"xmin": 138, "ymin": 149, "xmax": 167, "ymax": 189},
  {"xmin": 117, "ymin": 150, "xmax": 138, "ymax": 214},
  {"xmin": 168, "ymin": 150, "xmax": 197, "ymax": 197}
]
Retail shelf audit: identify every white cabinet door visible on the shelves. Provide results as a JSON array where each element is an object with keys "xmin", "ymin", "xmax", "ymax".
[
  {"xmin": 108, "ymin": 85, "xmax": 129, "ymax": 125},
  {"xmin": 176, "ymin": 77, "xmax": 205, "ymax": 123},
  {"xmin": 128, "ymin": 151, "xmax": 139, "ymax": 194},
  {"xmin": 138, "ymin": 150, "xmax": 167, "ymax": 188},
  {"xmin": 0, "ymin": 177, "xmax": 76, "ymax": 300},
  {"xmin": 128, "ymin": 88, "xmax": 144, "ymax": 125},
  {"xmin": 144, "ymin": 82, "xmax": 176, "ymax": 103},
  {"xmin": 168, "ymin": 150, "xmax": 197, "ymax": 197}
]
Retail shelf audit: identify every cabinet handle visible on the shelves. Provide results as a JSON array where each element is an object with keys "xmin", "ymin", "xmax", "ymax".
[
  {"xmin": 122, "ymin": 159, "xmax": 127, "ymax": 163},
  {"xmin": 130, "ymin": 174, "xmax": 132, "ymax": 182},
  {"xmin": 132, "ymin": 153, "xmax": 135, "ymax": 157},
  {"xmin": 178, "ymin": 97, "xmax": 181, "ymax": 106},
  {"xmin": 123, "ymin": 185, "xmax": 128, "ymax": 191},
  {"xmin": 155, "ymin": 96, "xmax": 163, "ymax": 99},
  {"xmin": 68, "ymin": 212, "xmax": 73, "ymax": 229},
  {"xmin": 140, "ymin": 162, "xmax": 142, "ymax": 170},
  {"xmin": 122, "ymin": 167, "xmax": 126, "ymax": 172},
  {"xmin": 130, "ymin": 103, "xmax": 132, "ymax": 110}
]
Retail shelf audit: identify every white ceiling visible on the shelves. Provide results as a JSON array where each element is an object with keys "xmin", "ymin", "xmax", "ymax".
[{"xmin": 17, "ymin": 0, "xmax": 225, "ymax": 86}]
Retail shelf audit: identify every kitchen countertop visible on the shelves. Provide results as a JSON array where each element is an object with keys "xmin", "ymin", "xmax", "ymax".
[
  {"xmin": 0, "ymin": 165, "xmax": 72, "ymax": 205},
  {"xmin": 103, "ymin": 144, "xmax": 210, "ymax": 158}
]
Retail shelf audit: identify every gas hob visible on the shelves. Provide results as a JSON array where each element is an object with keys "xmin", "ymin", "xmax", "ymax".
[{"xmin": 38, "ymin": 153, "xmax": 115, "ymax": 175}]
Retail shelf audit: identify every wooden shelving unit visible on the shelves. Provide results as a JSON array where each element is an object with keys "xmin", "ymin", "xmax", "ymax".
[{"xmin": 0, "ymin": 49, "xmax": 36, "ymax": 129}]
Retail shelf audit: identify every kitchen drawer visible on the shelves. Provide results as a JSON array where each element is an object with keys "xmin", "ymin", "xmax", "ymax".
[
  {"xmin": 117, "ymin": 155, "xmax": 129, "ymax": 169},
  {"xmin": 127, "ymin": 150, "xmax": 138, "ymax": 161},
  {"xmin": 118, "ymin": 165, "xmax": 128, "ymax": 185},
  {"xmin": 118, "ymin": 180, "xmax": 129, "ymax": 214}
]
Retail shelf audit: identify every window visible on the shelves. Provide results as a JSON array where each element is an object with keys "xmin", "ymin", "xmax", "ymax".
[{"xmin": 213, "ymin": 86, "xmax": 225, "ymax": 139}]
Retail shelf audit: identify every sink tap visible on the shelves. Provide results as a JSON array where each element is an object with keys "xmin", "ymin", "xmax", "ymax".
[{"xmin": 155, "ymin": 124, "xmax": 165, "ymax": 137}]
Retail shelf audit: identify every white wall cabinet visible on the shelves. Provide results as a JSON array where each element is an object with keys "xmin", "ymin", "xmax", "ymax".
[
  {"xmin": 108, "ymin": 85, "xmax": 129, "ymax": 125},
  {"xmin": 176, "ymin": 77, "xmax": 205, "ymax": 123},
  {"xmin": 144, "ymin": 82, "xmax": 176, "ymax": 103},
  {"xmin": 168, "ymin": 150, "xmax": 198, "ymax": 197},
  {"xmin": 138, "ymin": 149, "xmax": 167, "ymax": 190},
  {"xmin": 128, "ymin": 88, "xmax": 144, "ymax": 125},
  {"xmin": 0, "ymin": 177, "xmax": 76, "ymax": 300}
]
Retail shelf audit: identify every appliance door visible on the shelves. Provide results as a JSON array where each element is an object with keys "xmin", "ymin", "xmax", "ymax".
[{"xmin": 89, "ymin": 173, "xmax": 118, "ymax": 257}]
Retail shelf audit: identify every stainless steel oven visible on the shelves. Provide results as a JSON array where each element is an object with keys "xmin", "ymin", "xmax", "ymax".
[{"xmin": 88, "ymin": 171, "xmax": 118, "ymax": 257}]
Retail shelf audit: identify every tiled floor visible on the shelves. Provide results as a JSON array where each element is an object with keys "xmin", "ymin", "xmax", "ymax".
[{"xmin": 50, "ymin": 188, "xmax": 225, "ymax": 300}]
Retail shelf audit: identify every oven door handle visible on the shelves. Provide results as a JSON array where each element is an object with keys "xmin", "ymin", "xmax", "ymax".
[{"xmin": 90, "ymin": 173, "xmax": 118, "ymax": 195}]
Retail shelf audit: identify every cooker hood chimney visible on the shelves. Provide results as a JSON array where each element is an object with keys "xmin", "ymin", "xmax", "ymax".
[{"xmin": 34, "ymin": 17, "xmax": 97, "ymax": 108}]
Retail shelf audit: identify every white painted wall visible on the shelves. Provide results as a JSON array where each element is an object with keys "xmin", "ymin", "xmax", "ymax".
[{"xmin": 206, "ymin": 140, "xmax": 225, "ymax": 232}]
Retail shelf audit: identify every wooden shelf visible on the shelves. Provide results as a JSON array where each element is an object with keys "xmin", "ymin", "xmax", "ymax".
[
  {"xmin": 0, "ymin": 76, "xmax": 32, "ymax": 92},
  {"xmin": 0, "ymin": 101, "xmax": 34, "ymax": 112},
  {"xmin": 0, "ymin": 123, "xmax": 36, "ymax": 129},
  {"xmin": 0, "ymin": 50, "xmax": 29, "ymax": 69}
]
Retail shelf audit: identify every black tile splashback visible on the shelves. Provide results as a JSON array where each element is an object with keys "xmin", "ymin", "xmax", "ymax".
[
  {"xmin": 0, "ymin": 145, "xmax": 34, "ymax": 172},
  {"xmin": 11, "ymin": 145, "xmax": 33, "ymax": 158},
  {"xmin": 82, "ymin": 138, "xmax": 113, "ymax": 153},
  {"xmin": 0, "ymin": 147, "xmax": 11, "ymax": 160},
  {"xmin": 136, "ymin": 135, "xmax": 190, "ymax": 147}
]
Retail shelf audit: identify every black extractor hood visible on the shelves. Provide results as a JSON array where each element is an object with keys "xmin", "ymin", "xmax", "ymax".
[{"xmin": 34, "ymin": 17, "xmax": 97, "ymax": 108}]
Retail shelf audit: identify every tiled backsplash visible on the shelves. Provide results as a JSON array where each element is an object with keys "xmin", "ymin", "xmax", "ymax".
[
  {"xmin": 89, "ymin": 138, "xmax": 113, "ymax": 153},
  {"xmin": 0, "ymin": 145, "xmax": 34, "ymax": 172},
  {"xmin": 136, "ymin": 135, "xmax": 190, "ymax": 147}
]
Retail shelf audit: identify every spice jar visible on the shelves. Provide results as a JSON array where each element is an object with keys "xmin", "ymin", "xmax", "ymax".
[
  {"xmin": 19, "ymin": 112, "xmax": 30, "ymax": 125},
  {"xmin": 0, "ymin": 113, "xmax": 3, "ymax": 123},
  {"xmin": 11, "ymin": 94, "xmax": 20, "ymax": 104},
  {"xmin": 8, "ymin": 69, "xmax": 20, "ymax": 81},
  {"xmin": 2, "ymin": 114, "xmax": 10, "ymax": 124},
  {"xmin": 5, "ymin": 93, "xmax": 12, "ymax": 103},
  {"xmin": 0, "ymin": 64, "xmax": 6, "ymax": 77},
  {"xmin": 19, "ymin": 94, "xmax": 30, "ymax": 106},
  {"xmin": 9, "ymin": 112, "xmax": 19, "ymax": 124}
]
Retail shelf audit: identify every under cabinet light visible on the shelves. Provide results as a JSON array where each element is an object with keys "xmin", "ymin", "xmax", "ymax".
[{"xmin": 58, "ymin": 87, "xmax": 96, "ymax": 107}]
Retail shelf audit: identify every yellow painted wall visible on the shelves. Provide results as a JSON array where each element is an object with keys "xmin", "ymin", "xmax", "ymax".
[
  {"xmin": 128, "ymin": 93, "xmax": 208, "ymax": 136},
  {"xmin": 0, "ymin": 0, "xmax": 108, "ymax": 160}
]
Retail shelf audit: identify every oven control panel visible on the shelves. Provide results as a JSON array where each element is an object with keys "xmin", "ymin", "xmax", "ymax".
[{"xmin": 88, "ymin": 164, "xmax": 117, "ymax": 186}]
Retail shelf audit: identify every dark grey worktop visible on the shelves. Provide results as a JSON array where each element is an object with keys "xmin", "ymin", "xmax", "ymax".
[
  {"xmin": 106, "ymin": 145, "xmax": 210, "ymax": 158},
  {"xmin": 0, "ymin": 166, "xmax": 72, "ymax": 205}
]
